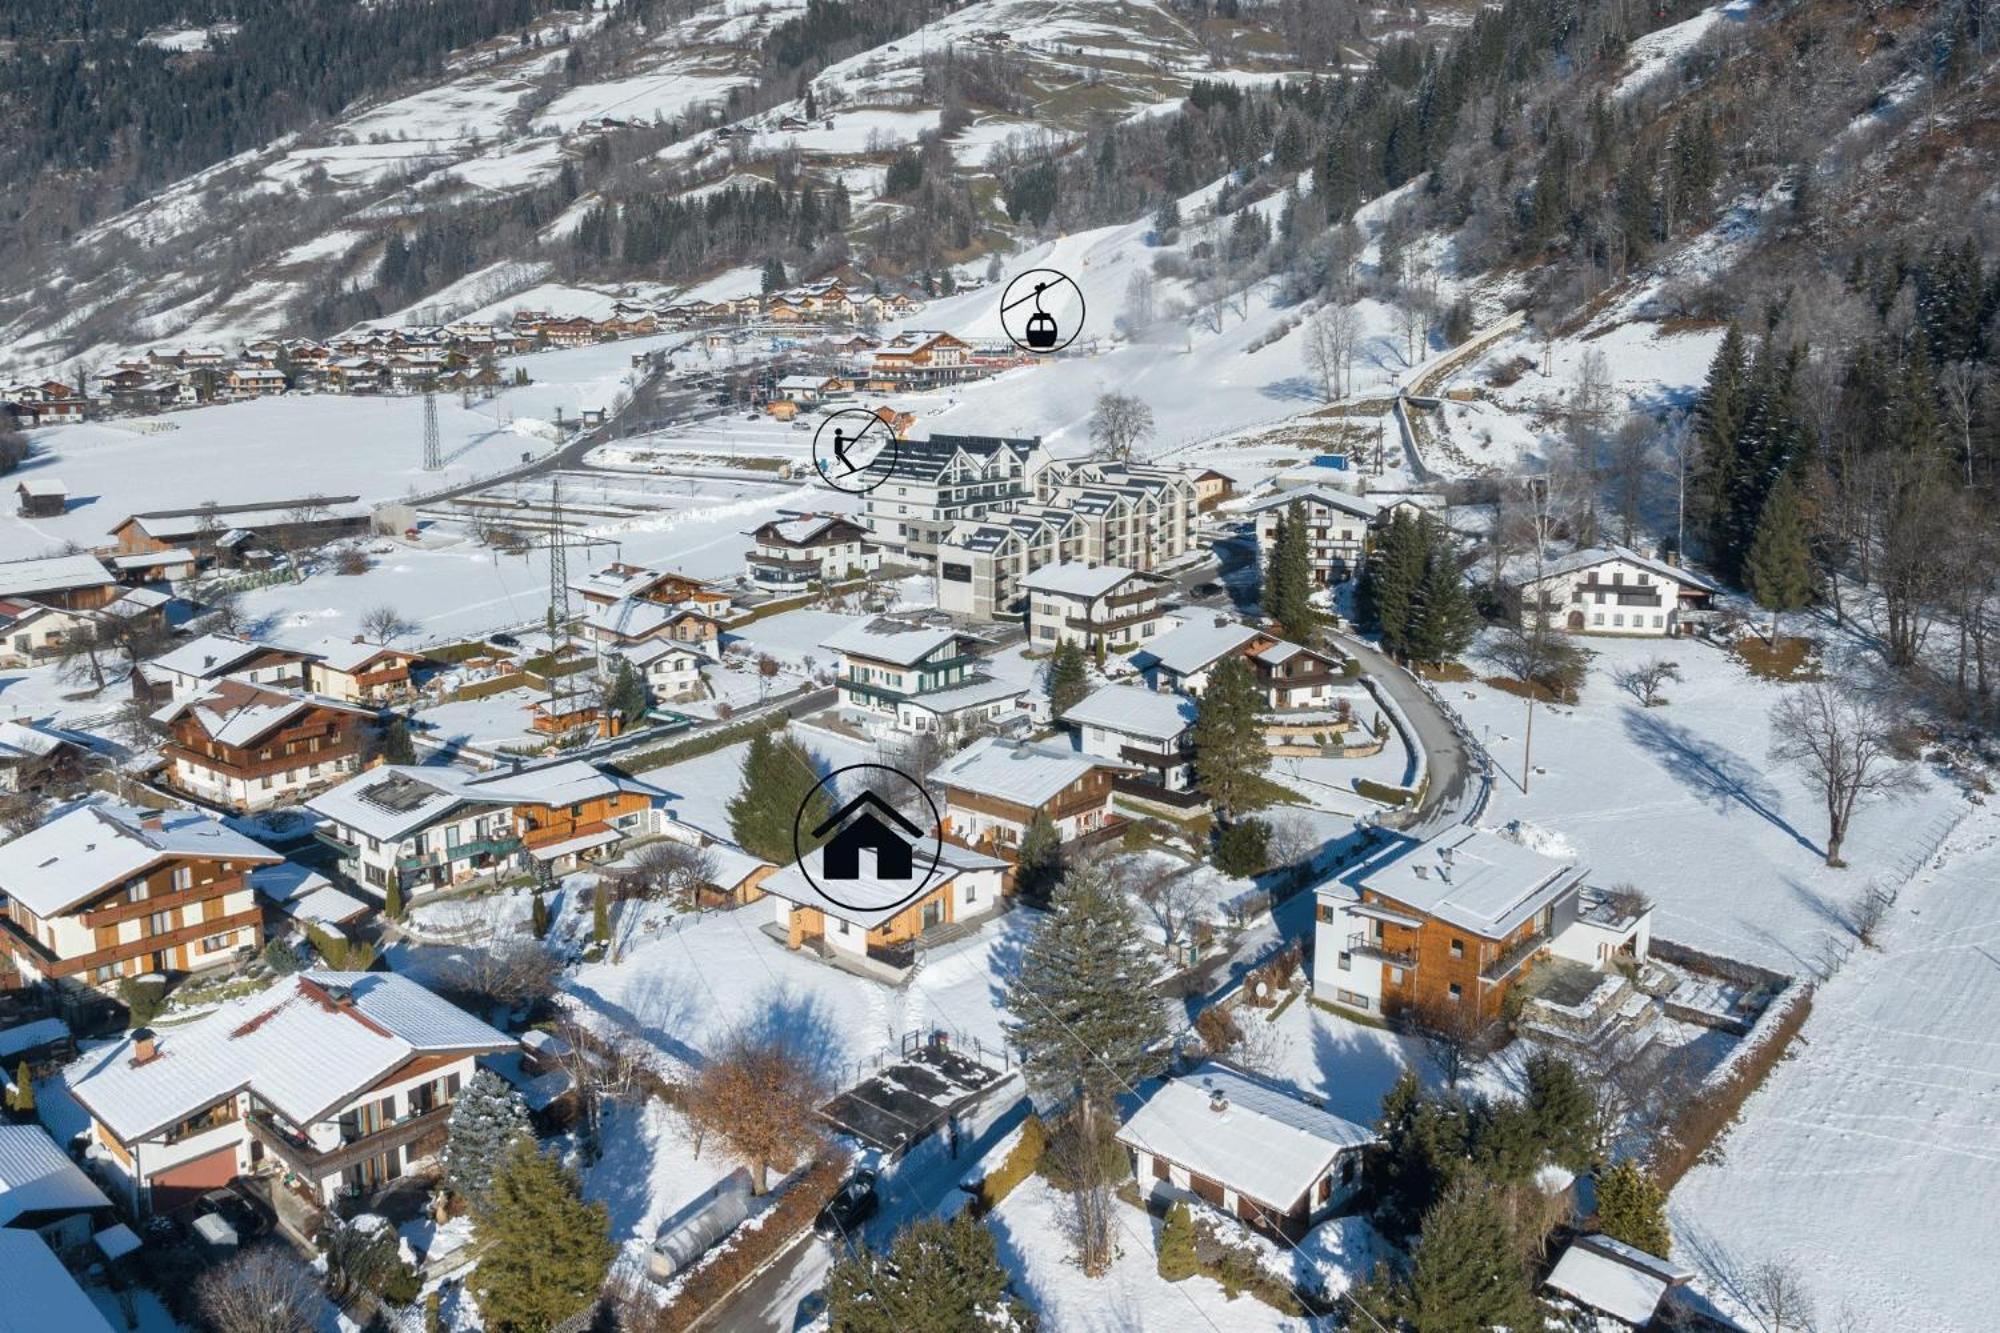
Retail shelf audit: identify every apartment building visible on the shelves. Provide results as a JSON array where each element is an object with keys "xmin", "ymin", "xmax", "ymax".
[
  {"xmin": 1021, "ymin": 563, "xmax": 1167, "ymax": 655},
  {"xmin": 743, "ymin": 513, "xmax": 880, "ymax": 592},
  {"xmin": 821, "ymin": 616, "xmax": 1025, "ymax": 736},
  {"xmin": 1243, "ymin": 485, "xmax": 1392, "ymax": 585},
  {"xmin": 152, "ymin": 680, "xmax": 373, "ymax": 813},
  {"xmin": 860, "ymin": 433, "xmax": 1047, "ymax": 559}
]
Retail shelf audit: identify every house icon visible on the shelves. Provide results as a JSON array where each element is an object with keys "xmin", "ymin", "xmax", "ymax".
[{"xmin": 812, "ymin": 791, "xmax": 923, "ymax": 881}]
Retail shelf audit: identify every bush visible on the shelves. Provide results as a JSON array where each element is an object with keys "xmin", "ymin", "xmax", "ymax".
[
  {"xmin": 1354, "ymin": 778, "xmax": 1416, "ymax": 806},
  {"xmin": 1193, "ymin": 1005, "xmax": 1242, "ymax": 1056},
  {"xmin": 1191, "ymin": 1215, "xmax": 1306, "ymax": 1313},
  {"xmin": 119, "ymin": 975, "xmax": 168, "ymax": 1029},
  {"xmin": 262, "ymin": 938, "xmax": 305, "ymax": 975},
  {"xmin": 1157, "ymin": 1202, "xmax": 1199, "ymax": 1282},
  {"xmin": 1213, "ymin": 819, "xmax": 1272, "ymax": 876},
  {"xmin": 1650, "ymin": 984, "xmax": 1813, "ymax": 1186},
  {"xmin": 971, "ymin": 1116, "xmax": 1049, "ymax": 1214}
]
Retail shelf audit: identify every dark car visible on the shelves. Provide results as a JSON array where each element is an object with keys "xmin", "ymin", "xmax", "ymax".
[
  {"xmin": 812, "ymin": 1170, "xmax": 879, "ymax": 1240},
  {"xmin": 195, "ymin": 1188, "xmax": 268, "ymax": 1242},
  {"xmin": 488, "ymin": 632, "xmax": 521, "ymax": 648},
  {"xmin": 1190, "ymin": 581, "xmax": 1224, "ymax": 600}
]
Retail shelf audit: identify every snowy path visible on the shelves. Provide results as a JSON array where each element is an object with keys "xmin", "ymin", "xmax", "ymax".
[{"xmin": 1672, "ymin": 808, "xmax": 2000, "ymax": 1330}]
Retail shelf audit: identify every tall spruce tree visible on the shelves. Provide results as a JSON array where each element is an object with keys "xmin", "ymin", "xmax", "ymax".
[
  {"xmin": 1013, "ymin": 812, "xmax": 1063, "ymax": 906},
  {"xmin": 442, "ymin": 1069, "xmax": 531, "ymax": 1209},
  {"xmin": 1745, "ymin": 475, "xmax": 1813, "ymax": 645},
  {"xmin": 1689, "ymin": 324, "xmax": 1749, "ymax": 565},
  {"xmin": 1357, "ymin": 510, "xmax": 1427, "ymax": 657},
  {"xmin": 825, "ymin": 1213, "xmax": 1031, "ymax": 1332},
  {"xmin": 471, "ymin": 1137, "xmax": 615, "ymax": 1333},
  {"xmin": 1267, "ymin": 501, "xmax": 1322, "ymax": 642},
  {"xmin": 1002, "ymin": 859, "xmax": 1168, "ymax": 1132},
  {"xmin": 1402, "ymin": 1181, "xmax": 1540, "ymax": 1333},
  {"xmin": 1522, "ymin": 1050, "xmax": 1598, "ymax": 1172},
  {"xmin": 727, "ymin": 728, "xmax": 832, "ymax": 863},
  {"xmin": 1191, "ymin": 656, "xmax": 1269, "ymax": 820},
  {"xmin": 1594, "ymin": 1160, "xmax": 1672, "ymax": 1258},
  {"xmin": 1045, "ymin": 641, "xmax": 1090, "ymax": 720},
  {"xmin": 380, "ymin": 715, "xmax": 416, "ymax": 765},
  {"xmin": 1406, "ymin": 539, "xmax": 1478, "ymax": 667},
  {"xmin": 608, "ymin": 660, "xmax": 648, "ymax": 727},
  {"xmin": 1369, "ymin": 1070, "xmax": 1468, "ymax": 1242}
]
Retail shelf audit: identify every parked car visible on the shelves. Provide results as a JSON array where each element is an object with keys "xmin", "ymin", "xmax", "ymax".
[
  {"xmin": 196, "ymin": 1188, "xmax": 268, "ymax": 1242},
  {"xmin": 813, "ymin": 1169, "xmax": 879, "ymax": 1240},
  {"xmin": 489, "ymin": 632, "xmax": 520, "ymax": 648}
]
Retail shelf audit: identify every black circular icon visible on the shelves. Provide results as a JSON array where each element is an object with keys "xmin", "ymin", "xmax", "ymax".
[
  {"xmin": 1000, "ymin": 268, "xmax": 1084, "ymax": 355},
  {"xmin": 791, "ymin": 763, "xmax": 946, "ymax": 916},
  {"xmin": 811, "ymin": 408, "xmax": 901, "ymax": 495}
]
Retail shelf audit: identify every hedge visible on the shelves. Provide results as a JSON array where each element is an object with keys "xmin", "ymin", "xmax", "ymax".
[
  {"xmin": 1650, "ymin": 980, "xmax": 1813, "ymax": 1187},
  {"xmin": 1354, "ymin": 777, "xmax": 1416, "ymax": 806},
  {"xmin": 621, "ymin": 714, "xmax": 787, "ymax": 774},
  {"xmin": 642, "ymin": 1152, "xmax": 849, "ymax": 1332},
  {"xmin": 967, "ymin": 1115, "xmax": 1049, "ymax": 1215}
]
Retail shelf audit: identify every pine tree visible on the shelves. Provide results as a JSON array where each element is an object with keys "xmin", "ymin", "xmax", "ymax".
[
  {"xmin": 1013, "ymin": 812, "xmax": 1063, "ymax": 906},
  {"xmin": 608, "ymin": 660, "xmax": 648, "ymax": 727},
  {"xmin": 1594, "ymin": 1160, "xmax": 1672, "ymax": 1258},
  {"xmin": 1522, "ymin": 1050, "xmax": 1597, "ymax": 1172},
  {"xmin": 1191, "ymin": 657, "xmax": 1269, "ymax": 820},
  {"xmin": 384, "ymin": 877, "xmax": 403, "ymax": 920},
  {"xmin": 1403, "ymin": 1181, "xmax": 1539, "ymax": 1333},
  {"xmin": 1745, "ymin": 475, "xmax": 1813, "ymax": 644},
  {"xmin": 529, "ymin": 892, "xmax": 549, "ymax": 939},
  {"xmin": 1406, "ymin": 539, "xmax": 1477, "ymax": 667},
  {"xmin": 1357, "ymin": 511, "xmax": 1426, "ymax": 656},
  {"xmin": 443, "ymin": 1069, "xmax": 530, "ymax": 1209},
  {"xmin": 380, "ymin": 715, "xmax": 416, "ymax": 765},
  {"xmin": 6, "ymin": 1059, "xmax": 32, "ymax": 1113},
  {"xmin": 1045, "ymin": 641, "xmax": 1090, "ymax": 719},
  {"xmin": 1002, "ymin": 859, "xmax": 1168, "ymax": 1131},
  {"xmin": 826, "ymin": 1213, "xmax": 1030, "ymax": 1332},
  {"xmin": 1267, "ymin": 500, "xmax": 1322, "ymax": 642},
  {"xmin": 803, "ymin": 84, "xmax": 818, "ymax": 122},
  {"xmin": 726, "ymin": 728, "xmax": 832, "ymax": 863},
  {"xmin": 760, "ymin": 257, "xmax": 787, "ymax": 294},
  {"xmin": 1690, "ymin": 324, "xmax": 1750, "ymax": 565},
  {"xmin": 1156, "ymin": 1201, "xmax": 1198, "ymax": 1281},
  {"xmin": 471, "ymin": 1137, "xmax": 615, "ymax": 1333}
]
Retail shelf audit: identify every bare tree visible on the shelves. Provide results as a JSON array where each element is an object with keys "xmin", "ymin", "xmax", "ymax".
[
  {"xmin": 1409, "ymin": 997, "xmax": 1496, "ymax": 1090},
  {"xmin": 360, "ymin": 604, "xmax": 417, "ymax": 644},
  {"xmin": 1768, "ymin": 679, "xmax": 1919, "ymax": 867},
  {"xmin": 1604, "ymin": 414, "xmax": 1656, "ymax": 545},
  {"xmin": 1487, "ymin": 616, "xmax": 1588, "ymax": 699},
  {"xmin": 1937, "ymin": 360, "xmax": 1983, "ymax": 486},
  {"xmin": 1395, "ymin": 292, "xmax": 1432, "ymax": 366},
  {"xmin": 1128, "ymin": 862, "xmax": 1209, "ymax": 961},
  {"xmin": 684, "ymin": 1031, "xmax": 828, "ymax": 1193},
  {"xmin": 623, "ymin": 839, "xmax": 718, "ymax": 910},
  {"xmin": 1123, "ymin": 269, "xmax": 1158, "ymax": 337},
  {"xmin": 1848, "ymin": 882, "xmax": 1893, "ymax": 949},
  {"xmin": 1304, "ymin": 303, "xmax": 1359, "ymax": 401},
  {"xmin": 55, "ymin": 619, "xmax": 113, "ymax": 691},
  {"xmin": 1747, "ymin": 1259, "xmax": 1816, "ymax": 1333},
  {"xmin": 1264, "ymin": 811, "xmax": 1321, "ymax": 868},
  {"xmin": 202, "ymin": 586, "xmax": 248, "ymax": 636},
  {"xmin": 443, "ymin": 936, "xmax": 560, "ymax": 1010},
  {"xmin": 1088, "ymin": 391, "xmax": 1155, "ymax": 460},
  {"xmin": 1046, "ymin": 1114, "xmax": 1117, "ymax": 1275},
  {"xmin": 196, "ymin": 1246, "xmax": 319, "ymax": 1333},
  {"xmin": 1613, "ymin": 656, "xmax": 1683, "ymax": 707}
]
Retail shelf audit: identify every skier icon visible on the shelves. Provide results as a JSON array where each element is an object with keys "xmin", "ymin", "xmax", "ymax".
[
  {"xmin": 812, "ymin": 409, "xmax": 900, "ymax": 495},
  {"xmin": 831, "ymin": 426, "xmax": 857, "ymax": 473}
]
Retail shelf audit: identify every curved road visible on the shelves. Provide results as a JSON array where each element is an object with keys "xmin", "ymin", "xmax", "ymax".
[{"xmin": 1325, "ymin": 627, "xmax": 1474, "ymax": 828}]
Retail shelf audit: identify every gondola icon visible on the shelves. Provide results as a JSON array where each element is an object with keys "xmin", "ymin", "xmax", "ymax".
[{"xmin": 1000, "ymin": 269, "xmax": 1083, "ymax": 355}]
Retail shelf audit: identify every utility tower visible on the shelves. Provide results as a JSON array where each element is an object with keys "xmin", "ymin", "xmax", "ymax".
[
  {"xmin": 543, "ymin": 475, "xmax": 578, "ymax": 719},
  {"xmin": 422, "ymin": 379, "xmax": 442, "ymax": 472}
]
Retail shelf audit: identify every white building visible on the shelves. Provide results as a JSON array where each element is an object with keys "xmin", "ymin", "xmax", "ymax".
[
  {"xmin": 66, "ymin": 972, "xmax": 513, "ymax": 1217},
  {"xmin": 1243, "ymin": 485, "xmax": 1392, "ymax": 585},
  {"xmin": 1518, "ymin": 546, "xmax": 1721, "ymax": 637},
  {"xmin": 743, "ymin": 513, "xmax": 879, "ymax": 592},
  {"xmin": 822, "ymin": 616, "xmax": 1025, "ymax": 736},
  {"xmin": 861, "ymin": 433, "xmax": 1047, "ymax": 559},
  {"xmin": 1061, "ymin": 682, "xmax": 1198, "ymax": 791},
  {"xmin": 1021, "ymin": 563, "xmax": 1167, "ymax": 654},
  {"xmin": 757, "ymin": 840, "xmax": 1009, "ymax": 983},
  {"xmin": 607, "ymin": 639, "xmax": 708, "ymax": 703},
  {"xmin": 138, "ymin": 632, "xmax": 316, "ymax": 701}
]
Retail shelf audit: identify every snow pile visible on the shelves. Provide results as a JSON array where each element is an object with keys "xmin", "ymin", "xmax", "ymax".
[{"xmin": 1496, "ymin": 818, "xmax": 1577, "ymax": 861}]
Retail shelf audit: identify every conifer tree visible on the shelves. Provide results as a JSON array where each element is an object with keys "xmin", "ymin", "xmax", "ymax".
[
  {"xmin": 726, "ymin": 728, "xmax": 832, "ymax": 863},
  {"xmin": 1002, "ymin": 859, "xmax": 1168, "ymax": 1134},
  {"xmin": 826, "ymin": 1213, "xmax": 1030, "ymax": 1332},
  {"xmin": 592, "ymin": 881, "xmax": 610, "ymax": 946},
  {"xmin": 1522, "ymin": 1050, "xmax": 1598, "ymax": 1172},
  {"xmin": 1191, "ymin": 657, "xmax": 1269, "ymax": 820},
  {"xmin": 608, "ymin": 660, "xmax": 648, "ymax": 728},
  {"xmin": 380, "ymin": 715, "xmax": 416, "ymax": 765},
  {"xmin": 6, "ymin": 1059, "xmax": 32, "ymax": 1113},
  {"xmin": 1357, "ymin": 510, "xmax": 1426, "ymax": 656},
  {"xmin": 529, "ymin": 891, "xmax": 549, "ymax": 939},
  {"xmin": 1402, "ymin": 1181, "xmax": 1540, "ymax": 1332},
  {"xmin": 1594, "ymin": 1160, "xmax": 1672, "ymax": 1258},
  {"xmin": 1045, "ymin": 641, "xmax": 1090, "ymax": 720},
  {"xmin": 1267, "ymin": 500, "xmax": 1322, "ymax": 642},
  {"xmin": 471, "ymin": 1137, "xmax": 614, "ymax": 1333},
  {"xmin": 760, "ymin": 257, "xmax": 787, "ymax": 294},
  {"xmin": 1013, "ymin": 812, "xmax": 1063, "ymax": 906},
  {"xmin": 1690, "ymin": 324, "xmax": 1749, "ymax": 564},
  {"xmin": 1370, "ymin": 1070, "xmax": 1468, "ymax": 1242},
  {"xmin": 1157, "ymin": 1201, "xmax": 1198, "ymax": 1282},
  {"xmin": 1746, "ymin": 475, "xmax": 1813, "ymax": 644},
  {"xmin": 384, "ymin": 877, "xmax": 403, "ymax": 920},
  {"xmin": 443, "ymin": 1069, "xmax": 531, "ymax": 1209},
  {"xmin": 1406, "ymin": 541, "xmax": 1478, "ymax": 667}
]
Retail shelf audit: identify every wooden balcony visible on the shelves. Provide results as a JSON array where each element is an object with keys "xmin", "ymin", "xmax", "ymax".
[
  {"xmin": 1347, "ymin": 932, "xmax": 1419, "ymax": 970},
  {"xmin": 248, "ymin": 1106, "xmax": 452, "ymax": 1180},
  {"xmin": 1480, "ymin": 930, "xmax": 1550, "ymax": 984},
  {"xmin": 1, "ymin": 906, "xmax": 261, "ymax": 980},
  {"xmin": 79, "ymin": 877, "xmax": 245, "ymax": 929}
]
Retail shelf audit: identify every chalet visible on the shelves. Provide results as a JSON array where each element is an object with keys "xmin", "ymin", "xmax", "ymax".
[
  {"xmin": 1244, "ymin": 485, "xmax": 1391, "ymax": 585},
  {"xmin": 759, "ymin": 839, "xmax": 1009, "ymax": 983},
  {"xmin": 135, "ymin": 633, "xmax": 316, "ymax": 702},
  {"xmin": 224, "ymin": 367, "xmax": 289, "ymax": 399},
  {"xmin": 569, "ymin": 562, "xmax": 733, "ymax": 618},
  {"xmin": 935, "ymin": 736, "xmax": 1129, "ymax": 854},
  {"xmin": 822, "ymin": 616, "xmax": 1025, "ymax": 736},
  {"xmin": 109, "ymin": 495, "xmax": 371, "ymax": 558},
  {"xmin": 1062, "ymin": 683, "xmax": 1198, "ymax": 792},
  {"xmin": 302, "ymin": 637, "xmax": 422, "ymax": 703},
  {"xmin": 605, "ymin": 639, "xmax": 707, "ymax": 703},
  {"xmin": 1518, "ymin": 546, "xmax": 1721, "ymax": 637},
  {"xmin": 1544, "ymin": 1233, "xmax": 1697, "ymax": 1328},
  {"xmin": 777, "ymin": 113, "xmax": 812, "ymax": 132},
  {"xmin": 324, "ymin": 357, "xmax": 389, "ymax": 394},
  {"xmin": 0, "ymin": 718, "xmax": 86, "ymax": 793},
  {"xmin": 0, "ymin": 599, "xmax": 94, "ymax": 664},
  {"xmin": 0, "ymin": 382, "xmax": 88, "ymax": 425},
  {"xmin": 1118, "ymin": 1062, "xmax": 1376, "ymax": 1242},
  {"xmin": 1021, "ymin": 563, "xmax": 1166, "ymax": 655},
  {"xmin": 773, "ymin": 374, "xmax": 844, "ymax": 402},
  {"xmin": 152, "ymin": 680, "xmax": 374, "ymax": 813},
  {"xmin": 1134, "ymin": 615, "xmax": 1347, "ymax": 712},
  {"xmin": 0, "ymin": 1124, "xmax": 115, "ymax": 1257},
  {"xmin": 530, "ymin": 684, "xmax": 608, "ymax": 738},
  {"xmin": 1192, "ymin": 468, "xmax": 1236, "ymax": 510},
  {"xmin": 108, "ymin": 548, "xmax": 199, "ymax": 583},
  {"xmin": 307, "ymin": 760, "xmax": 659, "ymax": 897},
  {"xmin": 1310, "ymin": 826, "xmax": 1653, "ymax": 1024},
  {"xmin": 0, "ymin": 801, "xmax": 279, "ymax": 990},
  {"xmin": 743, "ymin": 512, "xmax": 879, "ymax": 592},
  {"xmin": 15, "ymin": 478, "xmax": 67, "ymax": 517},
  {"xmin": 536, "ymin": 317, "xmax": 600, "ymax": 348},
  {"xmin": 585, "ymin": 597, "xmax": 721, "ymax": 654},
  {"xmin": 866, "ymin": 331, "xmax": 976, "ymax": 387},
  {"xmin": 689, "ymin": 839, "xmax": 777, "ymax": 909},
  {"xmin": 0, "ymin": 554, "xmax": 121, "ymax": 612},
  {"xmin": 66, "ymin": 971, "xmax": 512, "ymax": 1218}
]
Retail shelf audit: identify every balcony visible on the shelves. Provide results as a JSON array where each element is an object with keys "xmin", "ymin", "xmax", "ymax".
[
  {"xmin": 1347, "ymin": 932, "xmax": 1418, "ymax": 970},
  {"xmin": 866, "ymin": 939, "xmax": 917, "ymax": 971},
  {"xmin": 395, "ymin": 835, "xmax": 521, "ymax": 872},
  {"xmin": 1118, "ymin": 743, "xmax": 1187, "ymax": 770},
  {"xmin": 247, "ymin": 1105, "xmax": 454, "ymax": 1180},
  {"xmin": 1065, "ymin": 606, "xmax": 1157, "ymax": 634},
  {"xmin": 314, "ymin": 828, "xmax": 361, "ymax": 858},
  {"xmin": 1480, "ymin": 929, "xmax": 1550, "ymax": 983}
]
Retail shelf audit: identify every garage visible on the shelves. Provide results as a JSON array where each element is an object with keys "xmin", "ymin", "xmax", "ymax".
[{"xmin": 147, "ymin": 1145, "xmax": 239, "ymax": 1214}]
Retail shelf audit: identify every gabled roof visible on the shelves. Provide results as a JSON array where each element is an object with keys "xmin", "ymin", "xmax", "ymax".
[
  {"xmin": 934, "ymin": 737, "xmax": 1125, "ymax": 809},
  {"xmin": 1132, "ymin": 615, "xmax": 1264, "ymax": 677},
  {"xmin": 303, "ymin": 636, "xmax": 419, "ymax": 674},
  {"xmin": 1545, "ymin": 1233, "xmax": 1695, "ymax": 1324},
  {"xmin": 0, "ymin": 801, "xmax": 282, "ymax": 919},
  {"xmin": 145, "ymin": 632, "xmax": 310, "ymax": 683},
  {"xmin": 1062, "ymin": 683, "xmax": 1197, "ymax": 742},
  {"xmin": 67, "ymin": 972, "xmax": 513, "ymax": 1145},
  {"xmin": 822, "ymin": 616, "xmax": 975, "ymax": 667},
  {"xmin": 0, "ymin": 1124, "xmax": 112, "ymax": 1225},
  {"xmin": 1243, "ymin": 484, "xmax": 1384, "ymax": 520},
  {"xmin": 586, "ymin": 596, "xmax": 701, "ymax": 640},
  {"xmin": 0, "ymin": 718, "xmax": 79, "ymax": 764},
  {"xmin": 1116, "ymin": 1062, "xmax": 1377, "ymax": 1213},
  {"xmin": 152, "ymin": 678, "xmax": 366, "ymax": 749},
  {"xmin": 0, "ymin": 1230, "xmax": 115, "ymax": 1333},
  {"xmin": 1533, "ymin": 544, "xmax": 1722, "ymax": 594},
  {"xmin": 249, "ymin": 863, "xmax": 371, "ymax": 927},
  {"xmin": 306, "ymin": 760, "xmax": 659, "ymax": 843},
  {"xmin": 759, "ymin": 839, "xmax": 1007, "ymax": 930},
  {"xmin": 1020, "ymin": 562, "xmax": 1153, "ymax": 600},
  {"xmin": 0, "ymin": 554, "xmax": 116, "ymax": 599}
]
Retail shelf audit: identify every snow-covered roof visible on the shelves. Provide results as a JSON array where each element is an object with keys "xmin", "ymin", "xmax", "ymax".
[
  {"xmin": 307, "ymin": 760, "xmax": 659, "ymax": 842},
  {"xmin": 0, "ymin": 1229, "xmax": 115, "ymax": 1333},
  {"xmin": 760, "ymin": 839, "xmax": 1008, "ymax": 930},
  {"xmin": 1062, "ymin": 683, "xmax": 1197, "ymax": 741},
  {"xmin": 703, "ymin": 841, "xmax": 773, "ymax": 890},
  {"xmin": 1116, "ymin": 1062, "xmax": 1376, "ymax": 1213},
  {"xmin": 569, "ymin": 561, "xmax": 668, "ymax": 601},
  {"xmin": 935, "ymin": 737, "xmax": 1125, "ymax": 808},
  {"xmin": 303, "ymin": 636, "xmax": 417, "ymax": 674},
  {"xmin": 14, "ymin": 478, "xmax": 66, "ymax": 497},
  {"xmin": 0, "ymin": 1124, "xmax": 111, "ymax": 1225},
  {"xmin": 822, "ymin": 616, "xmax": 972, "ymax": 666},
  {"xmin": 611, "ymin": 638, "xmax": 709, "ymax": 669},
  {"xmin": 0, "ymin": 1017, "xmax": 68, "ymax": 1060},
  {"xmin": 250, "ymin": 862, "xmax": 371, "ymax": 926},
  {"xmin": 761, "ymin": 514, "xmax": 860, "ymax": 546},
  {"xmin": 0, "ymin": 554, "xmax": 115, "ymax": 598},
  {"xmin": 586, "ymin": 597, "xmax": 686, "ymax": 639},
  {"xmin": 0, "ymin": 718, "xmax": 77, "ymax": 764},
  {"xmin": 1242, "ymin": 485, "xmax": 1384, "ymax": 520},
  {"xmin": 66, "ymin": 972, "xmax": 512, "ymax": 1144},
  {"xmin": 151, "ymin": 679, "xmax": 326, "ymax": 748},
  {"xmin": 1344, "ymin": 826, "xmax": 1587, "ymax": 941},
  {"xmin": 0, "ymin": 801, "xmax": 282, "ymax": 919},
  {"xmin": 1134, "ymin": 615, "xmax": 1263, "ymax": 676},
  {"xmin": 1017, "ymin": 562, "xmax": 1137, "ymax": 600},
  {"xmin": 123, "ymin": 498, "xmax": 368, "ymax": 541},
  {"xmin": 1532, "ymin": 544, "xmax": 1722, "ymax": 594},
  {"xmin": 1544, "ymin": 1234, "xmax": 1694, "ymax": 1324},
  {"xmin": 108, "ymin": 547, "xmax": 196, "ymax": 570},
  {"xmin": 145, "ymin": 632, "xmax": 305, "ymax": 683},
  {"xmin": 899, "ymin": 673, "xmax": 1026, "ymax": 717}
]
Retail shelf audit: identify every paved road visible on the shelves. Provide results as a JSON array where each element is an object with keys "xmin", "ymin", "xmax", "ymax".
[{"xmin": 1324, "ymin": 627, "xmax": 1472, "ymax": 828}]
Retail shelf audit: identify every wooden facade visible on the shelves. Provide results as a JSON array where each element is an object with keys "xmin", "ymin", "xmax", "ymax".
[
  {"xmin": 1352, "ymin": 888, "xmax": 1552, "ymax": 1024},
  {"xmin": 1, "ymin": 852, "xmax": 267, "ymax": 983}
]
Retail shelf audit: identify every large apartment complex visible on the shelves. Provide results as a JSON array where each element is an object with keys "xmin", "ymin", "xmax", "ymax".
[{"xmin": 861, "ymin": 433, "xmax": 1047, "ymax": 559}]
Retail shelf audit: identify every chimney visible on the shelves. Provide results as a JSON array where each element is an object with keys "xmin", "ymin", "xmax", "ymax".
[
  {"xmin": 140, "ymin": 813, "xmax": 164, "ymax": 832},
  {"xmin": 132, "ymin": 1029, "xmax": 159, "ymax": 1065},
  {"xmin": 1414, "ymin": 863, "xmax": 1429, "ymax": 880},
  {"xmin": 1208, "ymin": 1087, "xmax": 1229, "ymax": 1114}
]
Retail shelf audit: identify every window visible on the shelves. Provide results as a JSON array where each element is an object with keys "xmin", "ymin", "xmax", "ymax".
[
  {"xmin": 199, "ymin": 931, "xmax": 236, "ymax": 953},
  {"xmin": 1593, "ymin": 613, "xmax": 1605, "ymax": 626},
  {"xmin": 172, "ymin": 866, "xmax": 193, "ymax": 891},
  {"xmin": 147, "ymin": 910, "xmax": 175, "ymax": 936},
  {"xmin": 1613, "ymin": 614, "xmax": 1624, "ymax": 627},
  {"xmin": 1337, "ymin": 951, "xmax": 1352, "ymax": 971},
  {"xmin": 1653, "ymin": 615, "xmax": 1665, "ymax": 628},
  {"xmin": 966, "ymin": 882, "xmax": 978, "ymax": 903},
  {"xmin": 1389, "ymin": 967, "xmax": 1404, "ymax": 984},
  {"xmin": 1448, "ymin": 982, "xmax": 1463, "ymax": 1001},
  {"xmin": 1637, "ymin": 572, "xmax": 1651, "ymax": 585},
  {"xmin": 1449, "ymin": 938, "xmax": 1464, "ymax": 959}
]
